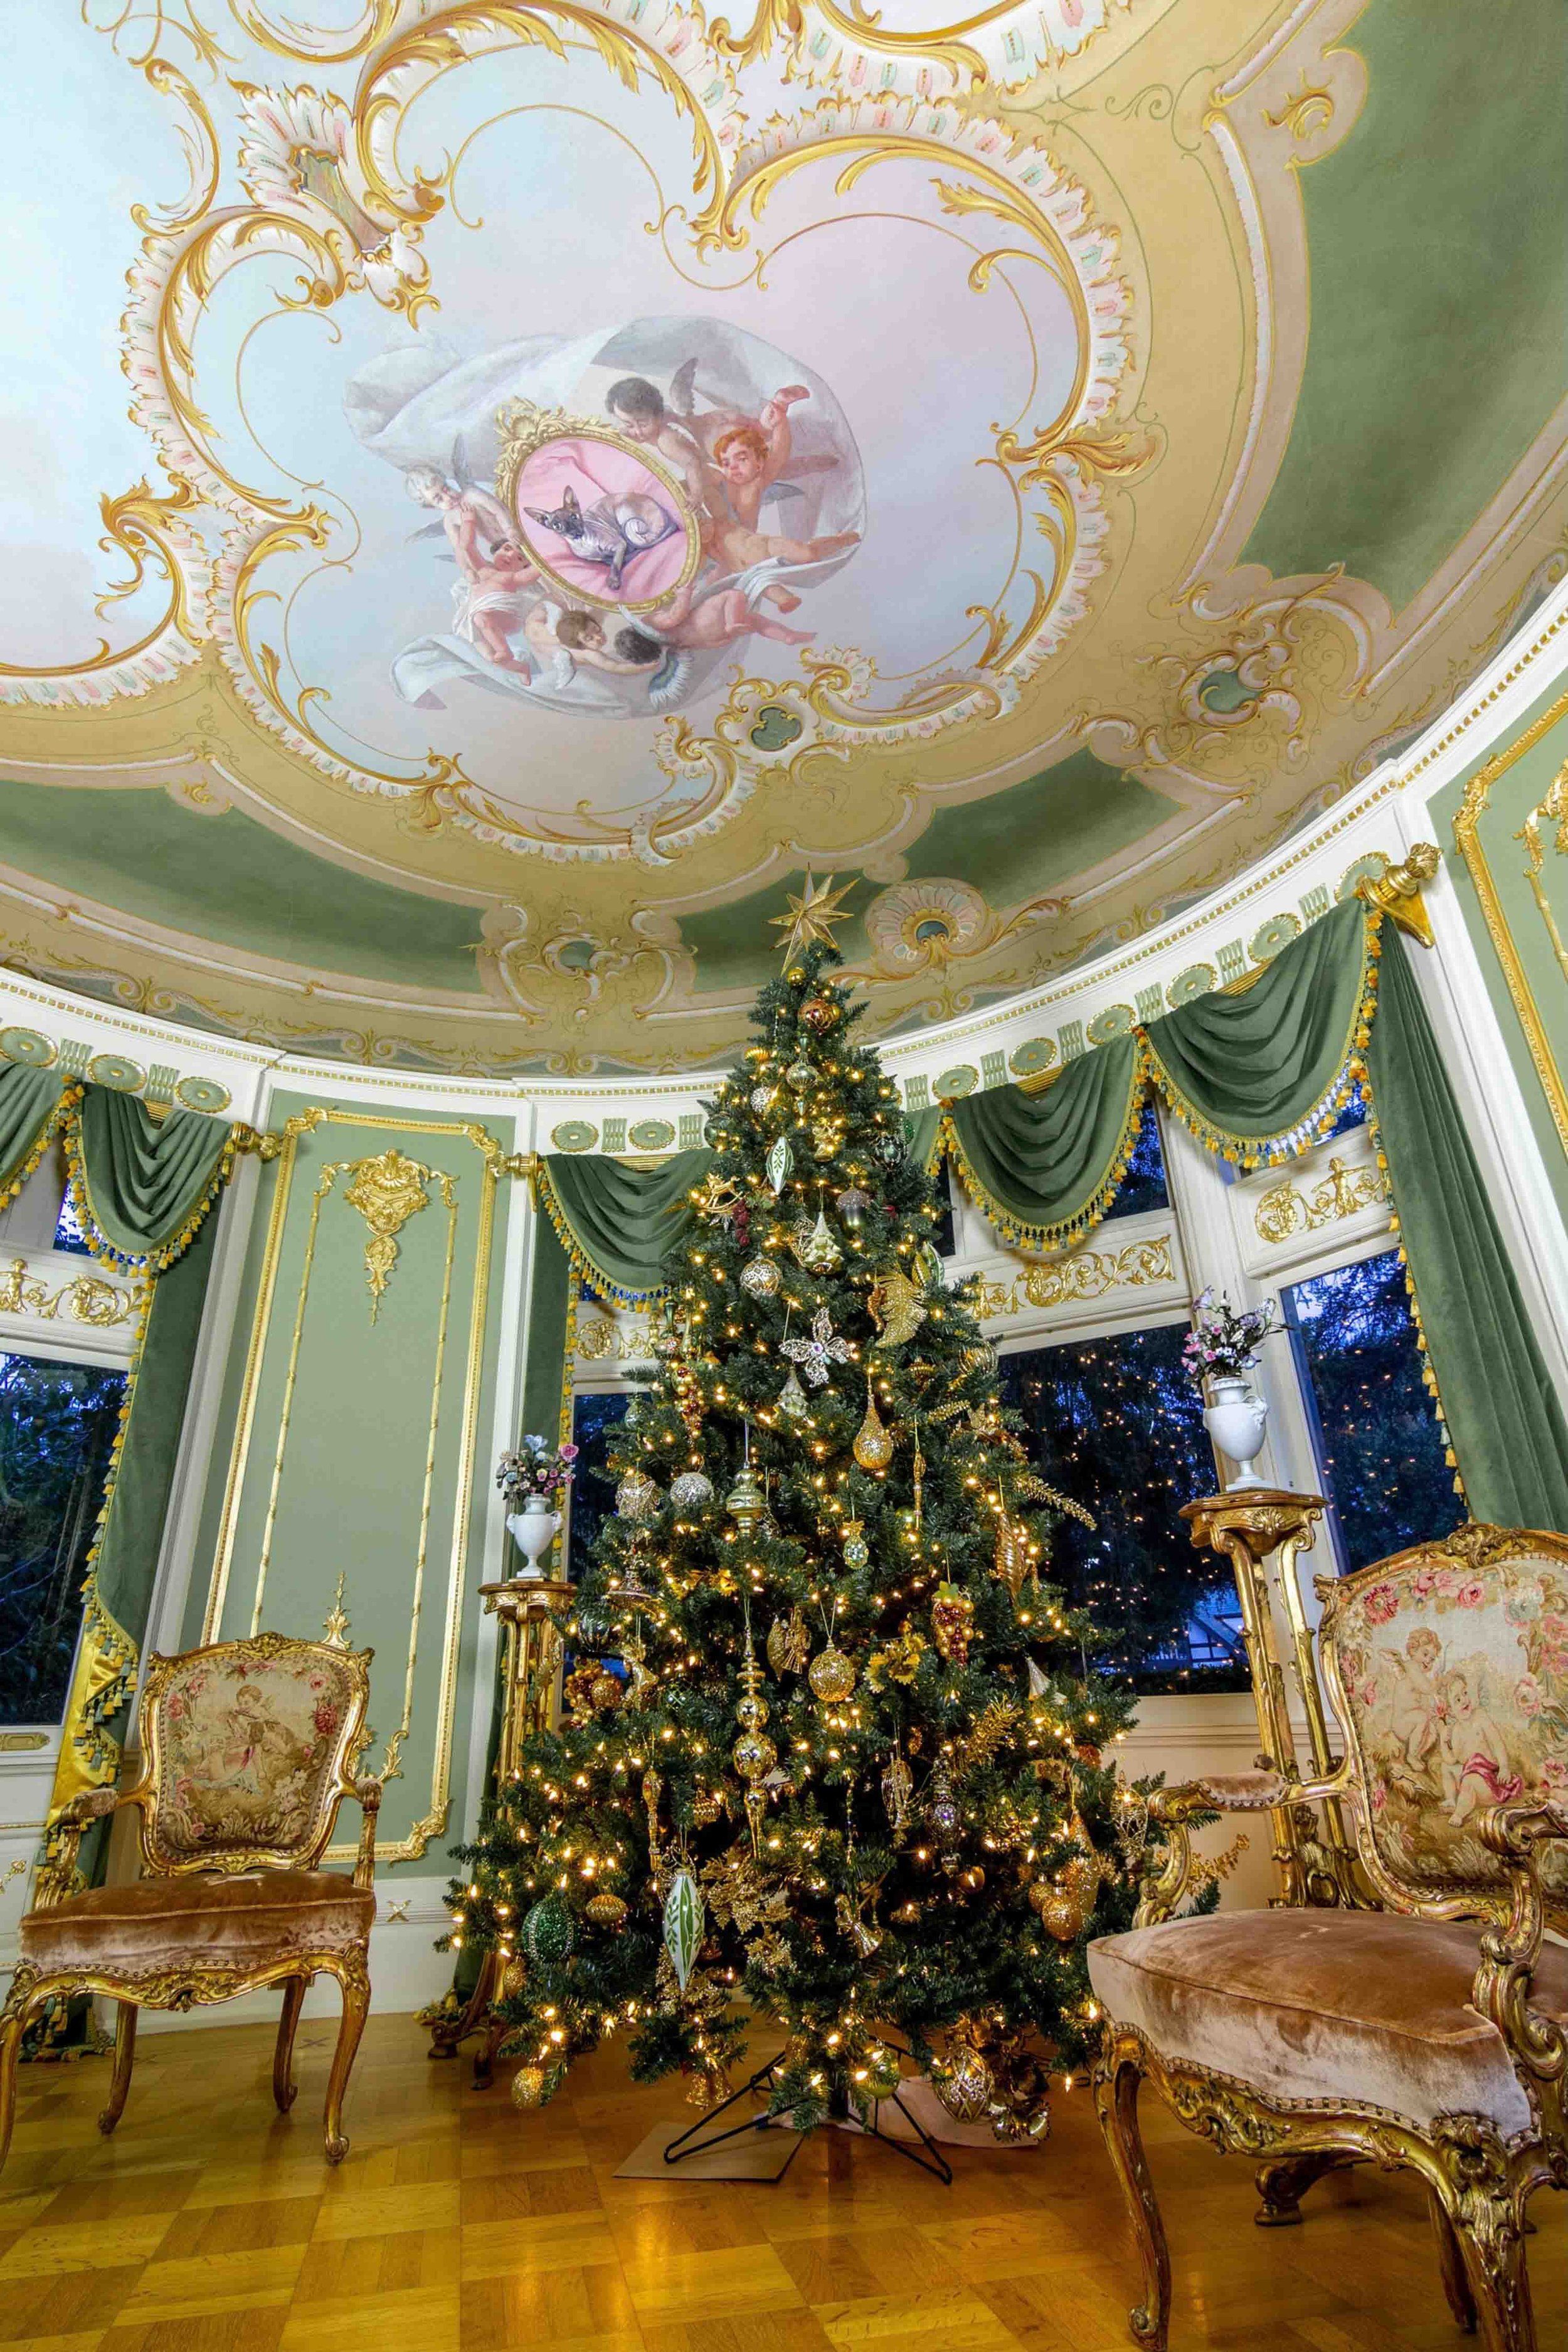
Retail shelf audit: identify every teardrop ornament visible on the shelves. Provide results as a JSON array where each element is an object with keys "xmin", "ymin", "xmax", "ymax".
[{"xmin": 853, "ymin": 1377, "xmax": 894, "ymax": 1471}]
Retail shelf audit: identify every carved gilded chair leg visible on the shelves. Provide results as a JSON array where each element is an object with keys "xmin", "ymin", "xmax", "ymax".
[
  {"xmin": 1427, "ymin": 2188, "xmax": 1478, "ymax": 2334},
  {"xmin": 98, "ymin": 2002, "xmax": 139, "ymax": 2136},
  {"xmin": 1094, "ymin": 2045, "xmax": 1170, "ymax": 2351},
  {"xmin": 1451, "ymin": 2197, "xmax": 1534, "ymax": 2352},
  {"xmin": 274, "ymin": 1977, "xmax": 307, "ymax": 2114},
  {"xmin": 1254, "ymin": 2151, "xmax": 1354, "ymax": 2227},
  {"xmin": 322, "ymin": 1959, "xmax": 369, "ymax": 2165},
  {"xmin": 0, "ymin": 2003, "xmax": 26, "ymax": 2176}
]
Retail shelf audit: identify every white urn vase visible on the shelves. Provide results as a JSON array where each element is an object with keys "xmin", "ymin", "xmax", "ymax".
[
  {"xmin": 507, "ymin": 1495, "xmax": 562, "ymax": 1580},
  {"xmin": 1204, "ymin": 1376, "xmax": 1269, "ymax": 1489}
]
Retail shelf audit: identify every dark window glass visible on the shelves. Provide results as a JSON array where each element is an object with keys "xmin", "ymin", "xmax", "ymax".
[
  {"xmin": 53, "ymin": 1188, "xmax": 93, "ymax": 1258},
  {"xmin": 1283, "ymin": 1248, "xmax": 1462, "ymax": 1572},
  {"xmin": 567, "ymin": 1389, "xmax": 632, "ymax": 1582},
  {"xmin": 1323, "ymin": 1086, "xmax": 1367, "ymax": 1141},
  {"xmin": 999, "ymin": 1326, "xmax": 1244, "ymax": 1692},
  {"xmin": 0, "ymin": 1352, "xmax": 127, "ymax": 1724},
  {"xmin": 1103, "ymin": 1100, "xmax": 1169, "ymax": 1221},
  {"xmin": 928, "ymin": 1168, "xmax": 956, "ymax": 1258}
]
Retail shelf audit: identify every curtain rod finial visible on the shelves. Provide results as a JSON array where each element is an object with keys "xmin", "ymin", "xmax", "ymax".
[{"xmin": 1359, "ymin": 843, "xmax": 1439, "ymax": 947}]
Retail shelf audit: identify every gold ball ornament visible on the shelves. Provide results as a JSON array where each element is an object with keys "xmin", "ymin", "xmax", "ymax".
[
  {"xmin": 739, "ymin": 1254, "xmax": 783, "ymax": 1301},
  {"xmin": 960, "ymin": 1864, "xmax": 986, "ymax": 1892},
  {"xmin": 589, "ymin": 1671, "xmax": 623, "ymax": 1711},
  {"xmin": 1061, "ymin": 1851, "xmax": 1102, "ymax": 1909},
  {"xmin": 1032, "ymin": 1882, "xmax": 1091, "ymax": 1941},
  {"xmin": 864, "ymin": 2045, "xmax": 902, "ymax": 2099},
  {"xmin": 501, "ymin": 1958, "xmax": 528, "ymax": 1997},
  {"xmin": 808, "ymin": 1644, "xmax": 857, "ymax": 1703},
  {"xmin": 585, "ymin": 1891, "xmax": 628, "ymax": 1929},
  {"xmin": 798, "ymin": 992, "xmax": 840, "ymax": 1035},
  {"xmin": 933, "ymin": 2044, "xmax": 993, "ymax": 2124},
  {"xmin": 510, "ymin": 2064, "xmax": 547, "ymax": 2110},
  {"xmin": 732, "ymin": 1728, "xmax": 778, "ymax": 1780}
]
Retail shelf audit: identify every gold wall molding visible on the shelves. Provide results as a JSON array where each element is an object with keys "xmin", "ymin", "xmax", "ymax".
[
  {"xmin": 342, "ymin": 1147, "xmax": 446, "ymax": 1322},
  {"xmin": 0, "ymin": 1255, "xmax": 139, "ymax": 1332},
  {"xmin": 1252, "ymin": 1152, "xmax": 1384, "ymax": 1247},
  {"xmin": 971, "ymin": 1233, "xmax": 1174, "ymax": 1321},
  {"xmin": 201, "ymin": 1107, "xmax": 518, "ymax": 1863},
  {"xmin": 1453, "ymin": 687, "xmax": 1568, "ymax": 1157},
  {"xmin": 575, "ymin": 1313, "xmax": 657, "ymax": 1365}
]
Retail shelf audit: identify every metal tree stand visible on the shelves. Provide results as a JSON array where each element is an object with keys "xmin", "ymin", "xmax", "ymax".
[{"xmin": 662, "ymin": 2048, "xmax": 955, "ymax": 2184}]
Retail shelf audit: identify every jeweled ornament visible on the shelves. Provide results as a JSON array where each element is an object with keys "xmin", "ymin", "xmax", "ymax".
[
  {"xmin": 585, "ymin": 1890, "xmax": 628, "ymax": 1929},
  {"xmin": 931, "ymin": 1583, "xmax": 975, "ymax": 1664},
  {"xmin": 750, "ymin": 1083, "xmax": 778, "ymax": 1115},
  {"xmin": 522, "ymin": 1896, "xmax": 575, "ymax": 1967},
  {"xmin": 614, "ymin": 1466, "xmax": 659, "ymax": 1521},
  {"xmin": 511, "ymin": 2063, "xmax": 548, "ymax": 2110},
  {"xmin": 933, "ymin": 2041, "xmax": 993, "ymax": 2124},
  {"xmin": 842, "ymin": 1517, "xmax": 869, "ymax": 1570},
  {"xmin": 776, "ymin": 1366, "xmax": 810, "ymax": 1421},
  {"xmin": 874, "ymin": 1131, "xmax": 901, "ymax": 1164},
  {"xmin": 663, "ymin": 1868, "xmax": 704, "ymax": 1992},
  {"xmin": 808, "ymin": 1643, "xmax": 856, "ymax": 1703},
  {"xmin": 852, "ymin": 1375, "xmax": 894, "ymax": 1470},
  {"xmin": 926, "ymin": 1758, "xmax": 958, "ymax": 1839},
  {"xmin": 739, "ymin": 1253, "xmax": 782, "ymax": 1300},
  {"xmin": 669, "ymin": 1467, "xmax": 714, "ymax": 1511},
  {"xmin": 799, "ymin": 992, "xmax": 840, "ymax": 1035}
]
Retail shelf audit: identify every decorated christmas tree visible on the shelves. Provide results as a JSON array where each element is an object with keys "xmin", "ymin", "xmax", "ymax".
[{"xmin": 450, "ymin": 887, "xmax": 1170, "ymax": 2144}]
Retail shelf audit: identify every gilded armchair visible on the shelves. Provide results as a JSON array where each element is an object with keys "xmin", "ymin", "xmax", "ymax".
[
  {"xmin": 1089, "ymin": 1524, "xmax": 1568, "ymax": 2352},
  {"xmin": 1, "ymin": 1630, "xmax": 383, "ymax": 2171}
]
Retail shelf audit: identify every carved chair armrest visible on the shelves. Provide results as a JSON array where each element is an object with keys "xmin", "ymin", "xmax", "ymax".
[
  {"xmin": 1136, "ymin": 1768, "xmax": 1353, "ymax": 1925},
  {"xmin": 350, "ymin": 1777, "xmax": 383, "ymax": 1891},
  {"xmin": 1471, "ymin": 1799, "xmax": 1568, "ymax": 2096},
  {"xmin": 36, "ymin": 1787, "xmax": 124, "ymax": 1908}
]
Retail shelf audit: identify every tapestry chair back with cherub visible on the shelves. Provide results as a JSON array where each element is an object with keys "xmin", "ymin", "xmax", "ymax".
[
  {"xmin": 135, "ymin": 1632, "xmax": 371, "ymax": 1878},
  {"xmin": 1320, "ymin": 1524, "xmax": 1568, "ymax": 1914}
]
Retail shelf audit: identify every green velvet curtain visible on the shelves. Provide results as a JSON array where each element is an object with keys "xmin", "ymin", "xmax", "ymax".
[
  {"xmin": 70, "ymin": 1088, "xmax": 235, "ymax": 1270},
  {"xmin": 0, "ymin": 1063, "xmax": 71, "ymax": 1204},
  {"xmin": 1145, "ymin": 898, "xmax": 1373, "ymax": 1162},
  {"xmin": 1366, "ymin": 929, "xmax": 1568, "ymax": 1530},
  {"xmin": 946, "ymin": 1036, "xmax": 1143, "ymax": 1250},
  {"xmin": 536, "ymin": 1147, "xmax": 707, "ymax": 1301}
]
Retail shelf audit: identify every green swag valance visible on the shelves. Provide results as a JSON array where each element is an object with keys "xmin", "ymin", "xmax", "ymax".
[
  {"xmin": 530, "ymin": 898, "xmax": 1568, "ymax": 1534},
  {"xmin": 0, "ymin": 1064, "xmax": 260, "ymax": 1821}
]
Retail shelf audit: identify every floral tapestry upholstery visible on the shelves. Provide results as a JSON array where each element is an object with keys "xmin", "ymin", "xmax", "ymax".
[
  {"xmin": 142, "ymin": 1641, "xmax": 361, "ymax": 1872},
  {"xmin": 1325, "ymin": 1531, "xmax": 1568, "ymax": 1905}
]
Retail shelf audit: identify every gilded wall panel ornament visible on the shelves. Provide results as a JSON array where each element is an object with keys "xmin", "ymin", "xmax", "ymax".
[
  {"xmin": 341, "ymin": 1147, "xmax": 447, "ymax": 1321},
  {"xmin": 974, "ymin": 1235, "xmax": 1174, "ymax": 1319},
  {"xmin": 0, "ymin": 1256, "xmax": 139, "ymax": 1331},
  {"xmin": 1252, "ymin": 1154, "xmax": 1385, "ymax": 1247}
]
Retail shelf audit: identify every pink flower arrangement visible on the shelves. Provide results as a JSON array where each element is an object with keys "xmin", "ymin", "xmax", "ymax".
[
  {"xmin": 1182, "ymin": 1286, "xmax": 1278, "ymax": 1386},
  {"xmin": 496, "ymin": 1434, "xmax": 579, "ymax": 1507}
]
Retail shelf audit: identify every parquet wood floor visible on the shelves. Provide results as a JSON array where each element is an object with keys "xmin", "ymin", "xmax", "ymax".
[{"xmin": 3, "ymin": 2012, "xmax": 1564, "ymax": 2349}]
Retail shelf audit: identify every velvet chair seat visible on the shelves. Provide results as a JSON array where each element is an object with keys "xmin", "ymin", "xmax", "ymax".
[
  {"xmin": 19, "ymin": 1870, "xmax": 374, "ymax": 1979},
  {"xmin": 1088, "ymin": 1908, "xmax": 1568, "ymax": 2137}
]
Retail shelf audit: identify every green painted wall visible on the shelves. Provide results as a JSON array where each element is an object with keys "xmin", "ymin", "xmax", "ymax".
[
  {"xmin": 1433, "ymin": 682, "xmax": 1568, "ymax": 1222},
  {"xmin": 1244, "ymin": 0, "xmax": 1568, "ymax": 610},
  {"xmin": 186, "ymin": 1094, "xmax": 517, "ymax": 1866},
  {"xmin": 679, "ymin": 749, "xmax": 1177, "ymax": 996},
  {"xmin": 0, "ymin": 779, "xmax": 489, "ymax": 992}
]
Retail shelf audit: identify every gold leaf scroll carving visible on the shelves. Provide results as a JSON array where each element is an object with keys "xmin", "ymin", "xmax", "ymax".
[
  {"xmin": 1253, "ymin": 1154, "xmax": 1384, "ymax": 1247},
  {"xmin": 973, "ymin": 1236, "xmax": 1173, "ymax": 1320},
  {"xmin": 0, "ymin": 1257, "xmax": 136, "ymax": 1330},
  {"xmin": 341, "ymin": 1149, "xmax": 440, "ymax": 1321}
]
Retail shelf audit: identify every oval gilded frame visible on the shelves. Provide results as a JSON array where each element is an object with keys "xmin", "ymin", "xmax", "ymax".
[{"xmin": 494, "ymin": 398, "xmax": 703, "ymax": 615}]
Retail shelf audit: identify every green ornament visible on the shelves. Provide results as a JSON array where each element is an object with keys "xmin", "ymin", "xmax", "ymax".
[
  {"xmin": 522, "ymin": 1896, "xmax": 576, "ymax": 1967},
  {"xmin": 914, "ymin": 1241, "xmax": 944, "ymax": 1287},
  {"xmin": 664, "ymin": 1867, "xmax": 704, "ymax": 1992}
]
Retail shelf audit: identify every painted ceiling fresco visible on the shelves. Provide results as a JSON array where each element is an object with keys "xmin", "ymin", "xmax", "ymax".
[{"xmin": 1, "ymin": 0, "xmax": 1564, "ymax": 1074}]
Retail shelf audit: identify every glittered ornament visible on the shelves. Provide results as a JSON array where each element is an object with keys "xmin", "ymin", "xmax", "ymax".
[
  {"xmin": 931, "ymin": 1584, "xmax": 975, "ymax": 1664},
  {"xmin": 852, "ymin": 1376, "xmax": 894, "ymax": 1470},
  {"xmin": 585, "ymin": 1891, "xmax": 628, "ymax": 1929},
  {"xmin": 808, "ymin": 1644, "xmax": 856, "ymax": 1703},
  {"xmin": 1061, "ymin": 1850, "xmax": 1103, "ymax": 1910},
  {"xmin": 1033, "ymin": 1883, "xmax": 1091, "ymax": 1941},
  {"xmin": 798, "ymin": 991, "xmax": 840, "ymax": 1035},
  {"xmin": 670, "ymin": 1468, "xmax": 714, "ymax": 1512},
  {"xmin": 841, "ymin": 1517, "xmax": 869, "ymax": 1570},
  {"xmin": 589, "ymin": 1670, "xmax": 623, "ymax": 1712},
  {"xmin": 739, "ymin": 1253, "xmax": 783, "ymax": 1301},
  {"xmin": 750, "ymin": 1082, "xmax": 778, "ymax": 1115},
  {"xmin": 615, "ymin": 1467, "xmax": 659, "ymax": 1521},
  {"xmin": 522, "ymin": 1896, "xmax": 575, "ymax": 1967},
  {"xmin": 933, "ymin": 2043, "xmax": 993, "ymax": 2124},
  {"xmin": 501, "ymin": 1957, "xmax": 528, "ymax": 1997},
  {"xmin": 767, "ymin": 1607, "xmax": 811, "ymax": 1674},
  {"xmin": 776, "ymin": 1366, "xmax": 810, "ymax": 1422},
  {"xmin": 663, "ymin": 1868, "xmax": 704, "ymax": 1992},
  {"xmin": 511, "ymin": 2064, "xmax": 547, "ymax": 2110}
]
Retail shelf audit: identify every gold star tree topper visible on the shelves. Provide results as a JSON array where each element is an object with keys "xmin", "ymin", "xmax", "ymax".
[{"xmin": 769, "ymin": 873, "xmax": 857, "ymax": 962}]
